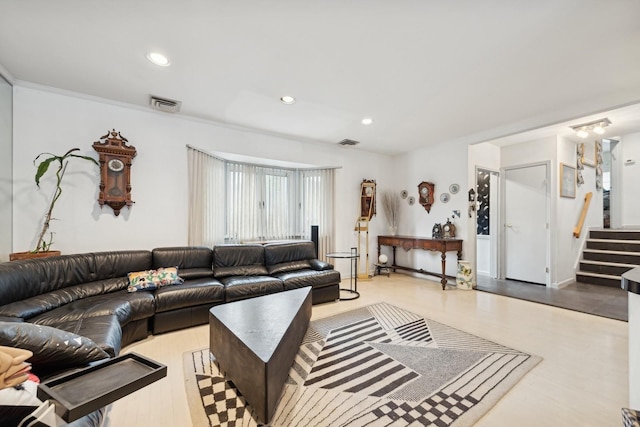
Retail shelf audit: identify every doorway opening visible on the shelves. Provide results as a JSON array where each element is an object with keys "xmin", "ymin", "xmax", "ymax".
[
  {"xmin": 475, "ymin": 168, "xmax": 499, "ymax": 279},
  {"xmin": 602, "ymin": 138, "xmax": 619, "ymax": 229}
]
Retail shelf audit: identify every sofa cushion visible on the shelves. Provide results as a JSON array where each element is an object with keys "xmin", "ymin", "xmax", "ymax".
[
  {"xmin": 152, "ymin": 246, "xmax": 213, "ymax": 270},
  {"xmin": 127, "ymin": 267, "xmax": 184, "ymax": 292},
  {"xmin": 154, "ymin": 278, "xmax": 225, "ymax": 313},
  {"xmin": 267, "ymin": 260, "xmax": 313, "ymax": 275},
  {"xmin": 178, "ymin": 268, "xmax": 214, "ymax": 280},
  {"xmin": 213, "ymin": 245, "xmax": 269, "ymax": 278},
  {"xmin": 221, "ymin": 276, "xmax": 284, "ymax": 302},
  {"xmin": 49, "ymin": 315, "xmax": 123, "ymax": 357},
  {"xmin": 273, "ymin": 269, "xmax": 341, "ymax": 291},
  {"xmin": 0, "ymin": 322, "xmax": 110, "ymax": 372},
  {"xmin": 0, "ymin": 277, "xmax": 130, "ymax": 320},
  {"xmin": 264, "ymin": 241, "xmax": 321, "ymax": 274},
  {"xmin": 264, "ymin": 241, "xmax": 316, "ymax": 264},
  {"xmin": 28, "ymin": 291, "xmax": 155, "ymax": 327},
  {"xmin": 0, "ymin": 251, "xmax": 151, "ymax": 307}
]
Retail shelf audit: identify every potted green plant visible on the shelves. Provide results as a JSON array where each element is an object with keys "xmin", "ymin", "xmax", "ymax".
[{"xmin": 10, "ymin": 148, "xmax": 98, "ymax": 261}]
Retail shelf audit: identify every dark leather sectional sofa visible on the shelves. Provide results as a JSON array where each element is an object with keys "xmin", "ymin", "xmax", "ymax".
[{"xmin": 0, "ymin": 240, "xmax": 340, "ymax": 424}]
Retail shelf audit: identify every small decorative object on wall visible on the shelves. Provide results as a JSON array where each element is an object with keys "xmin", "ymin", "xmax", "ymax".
[
  {"xmin": 576, "ymin": 143, "xmax": 585, "ymax": 187},
  {"xmin": 442, "ymin": 218, "xmax": 456, "ymax": 238},
  {"xmin": 577, "ymin": 143, "xmax": 585, "ymax": 170},
  {"xmin": 359, "ymin": 179, "xmax": 376, "ymax": 220},
  {"xmin": 93, "ymin": 129, "xmax": 137, "ymax": 216},
  {"xmin": 595, "ymin": 140, "xmax": 603, "ymax": 190},
  {"xmin": 452, "ymin": 210, "xmax": 461, "ymax": 218},
  {"xmin": 468, "ymin": 188, "xmax": 476, "ymax": 218},
  {"xmin": 440, "ymin": 193, "xmax": 450, "ymax": 203},
  {"xmin": 449, "ymin": 183, "xmax": 460, "ymax": 194},
  {"xmin": 418, "ymin": 181, "xmax": 435, "ymax": 213},
  {"xmin": 407, "ymin": 196, "xmax": 415, "ymax": 206},
  {"xmin": 432, "ymin": 223, "xmax": 442, "ymax": 239},
  {"xmin": 400, "ymin": 190, "xmax": 408, "ymax": 199},
  {"xmin": 560, "ymin": 163, "xmax": 576, "ymax": 198}
]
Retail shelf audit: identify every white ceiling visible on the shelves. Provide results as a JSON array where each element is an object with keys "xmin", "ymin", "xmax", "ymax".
[{"xmin": 1, "ymin": 1, "xmax": 640, "ymax": 155}]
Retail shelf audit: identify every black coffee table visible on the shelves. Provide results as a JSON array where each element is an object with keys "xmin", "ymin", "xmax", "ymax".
[{"xmin": 209, "ymin": 287, "xmax": 312, "ymax": 424}]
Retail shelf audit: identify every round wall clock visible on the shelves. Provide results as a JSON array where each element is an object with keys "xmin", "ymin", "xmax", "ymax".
[
  {"xmin": 449, "ymin": 183, "xmax": 460, "ymax": 194},
  {"xmin": 108, "ymin": 158, "xmax": 125, "ymax": 172},
  {"xmin": 408, "ymin": 196, "xmax": 415, "ymax": 205},
  {"xmin": 400, "ymin": 190, "xmax": 408, "ymax": 199},
  {"xmin": 440, "ymin": 193, "xmax": 450, "ymax": 203}
]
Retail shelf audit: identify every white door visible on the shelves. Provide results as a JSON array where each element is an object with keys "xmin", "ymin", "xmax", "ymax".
[{"xmin": 503, "ymin": 164, "xmax": 548, "ymax": 285}]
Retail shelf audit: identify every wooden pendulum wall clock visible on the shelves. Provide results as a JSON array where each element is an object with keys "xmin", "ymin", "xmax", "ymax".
[
  {"xmin": 418, "ymin": 181, "xmax": 435, "ymax": 213},
  {"xmin": 93, "ymin": 129, "xmax": 137, "ymax": 216}
]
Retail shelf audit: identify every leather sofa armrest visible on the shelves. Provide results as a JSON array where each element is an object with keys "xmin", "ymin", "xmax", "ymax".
[{"xmin": 309, "ymin": 259, "xmax": 333, "ymax": 271}]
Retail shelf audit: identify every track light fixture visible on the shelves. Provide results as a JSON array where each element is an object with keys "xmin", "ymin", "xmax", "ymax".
[{"xmin": 570, "ymin": 118, "xmax": 611, "ymax": 139}]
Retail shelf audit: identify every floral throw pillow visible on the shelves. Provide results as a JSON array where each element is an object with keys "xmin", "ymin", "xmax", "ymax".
[{"xmin": 127, "ymin": 267, "xmax": 184, "ymax": 292}]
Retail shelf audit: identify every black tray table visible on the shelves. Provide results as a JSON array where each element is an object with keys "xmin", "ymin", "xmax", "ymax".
[{"xmin": 37, "ymin": 352, "xmax": 167, "ymax": 422}]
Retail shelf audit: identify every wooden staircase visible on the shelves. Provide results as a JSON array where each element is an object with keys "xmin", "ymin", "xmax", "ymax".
[{"xmin": 576, "ymin": 229, "xmax": 640, "ymax": 287}]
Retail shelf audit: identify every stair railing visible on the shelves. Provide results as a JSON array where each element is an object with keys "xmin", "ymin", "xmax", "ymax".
[{"xmin": 573, "ymin": 192, "xmax": 593, "ymax": 238}]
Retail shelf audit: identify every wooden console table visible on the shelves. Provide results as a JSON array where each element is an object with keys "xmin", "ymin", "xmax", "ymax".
[{"xmin": 377, "ymin": 235, "xmax": 463, "ymax": 290}]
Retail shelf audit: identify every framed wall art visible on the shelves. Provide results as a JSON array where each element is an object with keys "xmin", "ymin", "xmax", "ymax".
[{"xmin": 560, "ymin": 163, "xmax": 576, "ymax": 198}]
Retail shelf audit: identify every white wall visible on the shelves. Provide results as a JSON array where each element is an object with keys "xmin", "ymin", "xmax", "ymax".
[
  {"xmin": 390, "ymin": 140, "xmax": 469, "ymax": 279},
  {"xmin": 0, "ymin": 76, "xmax": 11, "ymax": 262},
  {"xmin": 12, "ymin": 85, "xmax": 395, "ymax": 278},
  {"xmin": 621, "ymin": 132, "xmax": 640, "ymax": 228}
]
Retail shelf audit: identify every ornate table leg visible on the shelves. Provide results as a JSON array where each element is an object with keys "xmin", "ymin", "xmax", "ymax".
[
  {"xmin": 440, "ymin": 251, "xmax": 447, "ymax": 290},
  {"xmin": 392, "ymin": 246, "xmax": 397, "ymax": 272}
]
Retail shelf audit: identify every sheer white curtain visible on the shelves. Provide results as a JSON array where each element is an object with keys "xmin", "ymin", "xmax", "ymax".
[
  {"xmin": 301, "ymin": 169, "xmax": 334, "ymax": 259},
  {"xmin": 187, "ymin": 146, "xmax": 225, "ymax": 246}
]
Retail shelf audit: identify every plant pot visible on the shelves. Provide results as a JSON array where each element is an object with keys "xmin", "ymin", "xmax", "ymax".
[{"xmin": 9, "ymin": 250, "xmax": 62, "ymax": 261}]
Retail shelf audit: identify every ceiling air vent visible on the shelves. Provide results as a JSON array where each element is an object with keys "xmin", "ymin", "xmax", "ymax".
[
  {"xmin": 338, "ymin": 139, "xmax": 360, "ymax": 146},
  {"xmin": 150, "ymin": 95, "xmax": 182, "ymax": 113}
]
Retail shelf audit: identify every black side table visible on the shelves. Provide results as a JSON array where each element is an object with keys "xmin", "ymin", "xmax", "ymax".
[{"xmin": 326, "ymin": 247, "xmax": 360, "ymax": 300}]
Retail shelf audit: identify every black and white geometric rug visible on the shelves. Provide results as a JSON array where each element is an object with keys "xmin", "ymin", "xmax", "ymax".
[{"xmin": 184, "ymin": 303, "xmax": 541, "ymax": 427}]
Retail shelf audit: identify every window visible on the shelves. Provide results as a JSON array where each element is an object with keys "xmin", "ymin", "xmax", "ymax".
[{"xmin": 187, "ymin": 146, "xmax": 334, "ymax": 255}]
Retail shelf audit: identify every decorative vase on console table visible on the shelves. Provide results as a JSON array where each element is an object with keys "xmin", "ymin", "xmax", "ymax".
[{"xmin": 456, "ymin": 261, "xmax": 474, "ymax": 290}]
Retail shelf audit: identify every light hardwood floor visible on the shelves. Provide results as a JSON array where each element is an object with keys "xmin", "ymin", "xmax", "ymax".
[{"xmin": 104, "ymin": 275, "xmax": 629, "ymax": 426}]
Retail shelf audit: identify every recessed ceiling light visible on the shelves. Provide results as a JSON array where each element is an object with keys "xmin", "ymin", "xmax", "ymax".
[
  {"xmin": 146, "ymin": 52, "xmax": 170, "ymax": 67},
  {"xmin": 361, "ymin": 117, "xmax": 373, "ymax": 125},
  {"xmin": 280, "ymin": 95, "xmax": 296, "ymax": 105}
]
